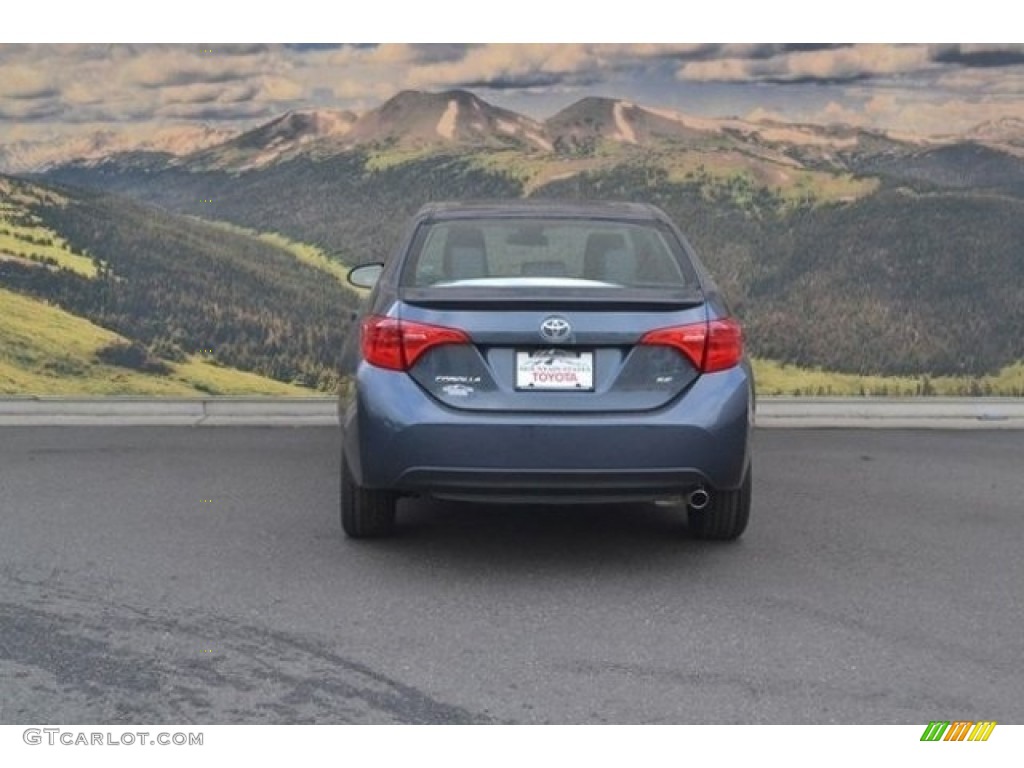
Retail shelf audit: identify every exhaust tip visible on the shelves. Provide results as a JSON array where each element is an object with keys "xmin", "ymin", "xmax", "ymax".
[{"xmin": 687, "ymin": 488, "xmax": 710, "ymax": 511}]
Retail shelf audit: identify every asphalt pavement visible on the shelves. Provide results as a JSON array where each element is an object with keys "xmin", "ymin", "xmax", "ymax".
[{"xmin": 0, "ymin": 427, "xmax": 1021, "ymax": 723}]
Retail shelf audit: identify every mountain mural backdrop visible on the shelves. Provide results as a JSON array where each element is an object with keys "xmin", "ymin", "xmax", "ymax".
[{"xmin": 3, "ymin": 88, "xmax": 1024, "ymax": 395}]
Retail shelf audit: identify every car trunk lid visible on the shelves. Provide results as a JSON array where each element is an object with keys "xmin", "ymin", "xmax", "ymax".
[{"xmin": 396, "ymin": 286, "xmax": 708, "ymax": 413}]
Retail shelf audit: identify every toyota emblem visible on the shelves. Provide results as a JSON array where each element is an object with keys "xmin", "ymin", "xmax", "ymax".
[{"xmin": 539, "ymin": 316, "xmax": 572, "ymax": 342}]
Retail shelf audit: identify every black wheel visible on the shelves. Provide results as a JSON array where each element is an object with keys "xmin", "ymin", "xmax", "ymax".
[
  {"xmin": 688, "ymin": 465, "xmax": 751, "ymax": 541},
  {"xmin": 340, "ymin": 453, "xmax": 397, "ymax": 538}
]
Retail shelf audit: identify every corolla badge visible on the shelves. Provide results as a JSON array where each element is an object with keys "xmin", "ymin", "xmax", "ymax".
[{"xmin": 539, "ymin": 316, "xmax": 572, "ymax": 342}]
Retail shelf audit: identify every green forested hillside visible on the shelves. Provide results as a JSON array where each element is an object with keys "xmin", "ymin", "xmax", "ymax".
[
  {"xmin": 849, "ymin": 142, "xmax": 1024, "ymax": 194},
  {"xmin": 47, "ymin": 152, "xmax": 522, "ymax": 262},
  {"xmin": 0, "ymin": 175, "xmax": 359, "ymax": 391},
  {"xmin": 536, "ymin": 166, "xmax": 1024, "ymax": 376},
  {"xmin": 745, "ymin": 190, "xmax": 1024, "ymax": 376},
  {"xmin": 36, "ymin": 141, "xmax": 1024, "ymax": 379},
  {"xmin": 0, "ymin": 286, "xmax": 311, "ymax": 395}
]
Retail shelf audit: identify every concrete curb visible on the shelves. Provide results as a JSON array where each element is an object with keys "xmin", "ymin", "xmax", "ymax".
[
  {"xmin": 0, "ymin": 396, "xmax": 1022, "ymax": 428},
  {"xmin": 0, "ymin": 397, "xmax": 337, "ymax": 427},
  {"xmin": 754, "ymin": 397, "xmax": 1024, "ymax": 429}
]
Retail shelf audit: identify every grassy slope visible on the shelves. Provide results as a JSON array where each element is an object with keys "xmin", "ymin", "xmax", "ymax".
[
  {"xmin": 197, "ymin": 217, "xmax": 353, "ymax": 285},
  {"xmin": 753, "ymin": 358, "xmax": 1024, "ymax": 397},
  {"xmin": 457, "ymin": 142, "xmax": 879, "ymax": 204},
  {"xmin": 0, "ymin": 184, "xmax": 97, "ymax": 277},
  {"xmin": 651, "ymin": 149, "xmax": 879, "ymax": 205},
  {"xmin": 0, "ymin": 287, "xmax": 312, "ymax": 396},
  {"xmin": 364, "ymin": 139, "xmax": 878, "ymax": 205}
]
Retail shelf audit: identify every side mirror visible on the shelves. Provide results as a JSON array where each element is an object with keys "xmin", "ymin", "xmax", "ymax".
[{"xmin": 347, "ymin": 263, "xmax": 383, "ymax": 289}]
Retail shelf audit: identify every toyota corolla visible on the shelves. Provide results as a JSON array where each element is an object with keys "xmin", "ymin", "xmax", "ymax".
[{"xmin": 339, "ymin": 200, "xmax": 753, "ymax": 540}]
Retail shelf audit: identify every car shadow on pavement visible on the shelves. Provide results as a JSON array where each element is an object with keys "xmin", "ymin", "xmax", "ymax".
[{"xmin": 342, "ymin": 497, "xmax": 746, "ymax": 575}]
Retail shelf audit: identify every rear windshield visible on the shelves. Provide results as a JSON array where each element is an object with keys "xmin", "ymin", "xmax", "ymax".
[{"xmin": 401, "ymin": 218, "xmax": 695, "ymax": 289}]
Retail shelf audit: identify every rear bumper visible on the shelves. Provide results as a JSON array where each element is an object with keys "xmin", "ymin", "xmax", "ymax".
[
  {"xmin": 341, "ymin": 363, "xmax": 753, "ymax": 501},
  {"xmin": 388, "ymin": 467, "xmax": 716, "ymax": 504}
]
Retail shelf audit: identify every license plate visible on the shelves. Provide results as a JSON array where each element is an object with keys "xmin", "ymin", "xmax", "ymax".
[{"xmin": 515, "ymin": 349, "xmax": 594, "ymax": 390}]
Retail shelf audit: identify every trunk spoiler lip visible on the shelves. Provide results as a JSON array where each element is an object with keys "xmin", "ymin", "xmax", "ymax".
[{"xmin": 399, "ymin": 286, "xmax": 706, "ymax": 310}]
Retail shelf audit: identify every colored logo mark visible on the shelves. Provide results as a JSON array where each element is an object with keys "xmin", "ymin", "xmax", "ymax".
[{"xmin": 920, "ymin": 721, "xmax": 996, "ymax": 742}]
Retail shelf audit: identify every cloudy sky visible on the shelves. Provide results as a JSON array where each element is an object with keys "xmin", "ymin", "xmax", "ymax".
[{"xmin": 2, "ymin": 43, "xmax": 1024, "ymax": 146}]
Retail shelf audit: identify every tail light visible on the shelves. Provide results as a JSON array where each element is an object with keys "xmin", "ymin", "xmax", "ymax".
[
  {"xmin": 640, "ymin": 317, "xmax": 743, "ymax": 373},
  {"xmin": 361, "ymin": 316, "xmax": 470, "ymax": 371}
]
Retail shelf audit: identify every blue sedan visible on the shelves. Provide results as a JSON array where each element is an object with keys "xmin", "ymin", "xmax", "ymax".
[{"xmin": 339, "ymin": 200, "xmax": 753, "ymax": 540}]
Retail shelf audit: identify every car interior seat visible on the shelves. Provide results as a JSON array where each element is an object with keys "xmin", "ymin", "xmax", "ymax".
[
  {"xmin": 583, "ymin": 232, "xmax": 634, "ymax": 285},
  {"xmin": 443, "ymin": 226, "xmax": 488, "ymax": 281}
]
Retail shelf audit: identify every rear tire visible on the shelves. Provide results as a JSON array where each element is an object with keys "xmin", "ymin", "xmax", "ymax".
[
  {"xmin": 688, "ymin": 465, "xmax": 751, "ymax": 541},
  {"xmin": 340, "ymin": 453, "xmax": 397, "ymax": 538}
]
